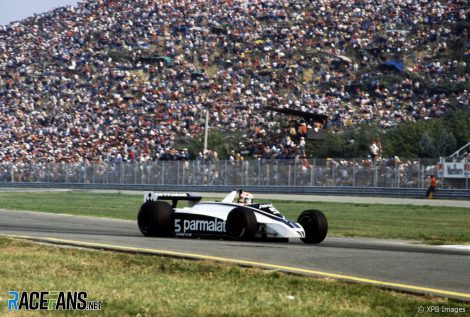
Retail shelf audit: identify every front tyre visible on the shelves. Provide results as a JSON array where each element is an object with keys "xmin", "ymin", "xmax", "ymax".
[
  {"xmin": 226, "ymin": 207, "xmax": 257, "ymax": 240},
  {"xmin": 298, "ymin": 210, "xmax": 328, "ymax": 244},
  {"xmin": 137, "ymin": 201, "xmax": 173, "ymax": 237}
]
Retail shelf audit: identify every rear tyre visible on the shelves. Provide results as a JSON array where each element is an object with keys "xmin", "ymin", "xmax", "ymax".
[
  {"xmin": 226, "ymin": 207, "xmax": 257, "ymax": 240},
  {"xmin": 137, "ymin": 201, "xmax": 173, "ymax": 237},
  {"xmin": 298, "ymin": 209, "xmax": 328, "ymax": 244}
]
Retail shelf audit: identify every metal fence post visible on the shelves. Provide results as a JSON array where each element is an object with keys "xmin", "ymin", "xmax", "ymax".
[
  {"xmin": 275, "ymin": 160, "xmax": 278, "ymax": 186},
  {"xmin": 418, "ymin": 159, "xmax": 422, "ymax": 188},
  {"xmin": 352, "ymin": 158, "xmax": 356, "ymax": 187},
  {"xmin": 83, "ymin": 163, "xmax": 87, "ymax": 184},
  {"xmin": 266, "ymin": 163, "xmax": 270, "ymax": 186},
  {"xmin": 134, "ymin": 163, "xmax": 137, "ymax": 184},
  {"xmin": 177, "ymin": 161, "xmax": 180, "ymax": 185},
  {"xmin": 310, "ymin": 158, "xmax": 314, "ymax": 186},
  {"xmin": 293, "ymin": 160, "xmax": 297, "ymax": 186},
  {"xmin": 207, "ymin": 162, "xmax": 211, "ymax": 185},
  {"xmin": 374, "ymin": 162, "xmax": 378, "ymax": 187},
  {"xmin": 222, "ymin": 160, "xmax": 225, "ymax": 186},
  {"xmin": 396, "ymin": 161, "xmax": 400, "ymax": 188},
  {"xmin": 246, "ymin": 161, "xmax": 249, "ymax": 186},
  {"xmin": 104, "ymin": 164, "xmax": 109, "ymax": 184},
  {"xmin": 191, "ymin": 160, "xmax": 195, "ymax": 185},
  {"xmin": 288, "ymin": 164, "xmax": 291, "ymax": 186},
  {"xmin": 63, "ymin": 164, "xmax": 67, "ymax": 183},
  {"xmin": 331, "ymin": 161, "xmax": 335, "ymax": 186}
]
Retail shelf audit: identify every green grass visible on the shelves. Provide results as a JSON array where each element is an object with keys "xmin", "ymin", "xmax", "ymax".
[
  {"xmin": 259, "ymin": 200, "xmax": 470, "ymax": 245},
  {"xmin": 0, "ymin": 191, "xmax": 469, "ymax": 244},
  {"xmin": 0, "ymin": 191, "xmax": 141, "ymax": 220},
  {"xmin": 0, "ymin": 237, "xmax": 468, "ymax": 317}
]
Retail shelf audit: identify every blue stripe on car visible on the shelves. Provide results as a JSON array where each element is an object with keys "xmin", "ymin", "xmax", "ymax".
[{"xmin": 197, "ymin": 202, "xmax": 298, "ymax": 229}]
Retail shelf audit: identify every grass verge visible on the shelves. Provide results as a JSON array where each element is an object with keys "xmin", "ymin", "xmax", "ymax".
[
  {"xmin": 0, "ymin": 237, "xmax": 468, "ymax": 317},
  {"xmin": 0, "ymin": 191, "xmax": 469, "ymax": 244}
]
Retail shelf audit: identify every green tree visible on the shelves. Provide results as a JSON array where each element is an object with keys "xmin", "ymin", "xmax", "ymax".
[
  {"xmin": 418, "ymin": 133, "xmax": 437, "ymax": 158},
  {"xmin": 175, "ymin": 108, "xmax": 469, "ymax": 160},
  {"xmin": 444, "ymin": 108, "xmax": 470, "ymax": 147},
  {"xmin": 174, "ymin": 129, "xmax": 243, "ymax": 159},
  {"xmin": 381, "ymin": 121, "xmax": 427, "ymax": 158},
  {"xmin": 310, "ymin": 132, "xmax": 345, "ymax": 158},
  {"xmin": 436, "ymin": 129, "xmax": 457, "ymax": 156}
]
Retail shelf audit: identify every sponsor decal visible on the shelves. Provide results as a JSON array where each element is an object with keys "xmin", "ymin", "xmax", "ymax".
[
  {"xmin": 7, "ymin": 291, "xmax": 102, "ymax": 311},
  {"xmin": 145, "ymin": 192, "xmax": 199, "ymax": 202},
  {"xmin": 175, "ymin": 217, "xmax": 226, "ymax": 234},
  {"xmin": 258, "ymin": 204, "xmax": 274, "ymax": 209},
  {"xmin": 157, "ymin": 193, "xmax": 189, "ymax": 197},
  {"xmin": 442, "ymin": 162, "xmax": 470, "ymax": 178}
]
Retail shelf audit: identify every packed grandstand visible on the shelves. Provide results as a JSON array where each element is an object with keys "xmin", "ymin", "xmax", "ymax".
[{"xmin": 0, "ymin": 0, "xmax": 468, "ymax": 164}]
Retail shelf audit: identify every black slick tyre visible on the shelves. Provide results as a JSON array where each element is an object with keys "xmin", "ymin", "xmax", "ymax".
[
  {"xmin": 298, "ymin": 209, "xmax": 328, "ymax": 244},
  {"xmin": 226, "ymin": 207, "xmax": 257, "ymax": 240},
  {"xmin": 137, "ymin": 201, "xmax": 173, "ymax": 237}
]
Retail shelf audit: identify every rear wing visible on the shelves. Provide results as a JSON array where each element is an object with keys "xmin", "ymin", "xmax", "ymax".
[{"xmin": 144, "ymin": 192, "xmax": 202, "ymax": 208}]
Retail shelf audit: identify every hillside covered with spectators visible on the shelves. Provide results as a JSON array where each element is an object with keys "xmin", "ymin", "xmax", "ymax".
[{"xmin": 0, "ymin": 0, "xmax": 468, "ymax": 163}]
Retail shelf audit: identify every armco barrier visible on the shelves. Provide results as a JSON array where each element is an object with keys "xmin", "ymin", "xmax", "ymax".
[{"xmin": 1, "ymin": 182, "xmax": 469, "ymax": 200}]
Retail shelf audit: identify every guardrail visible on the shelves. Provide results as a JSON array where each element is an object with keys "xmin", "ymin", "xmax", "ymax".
[{"xmin": 1, "ymin": 182, "xmax": 469, "ymax": 200}]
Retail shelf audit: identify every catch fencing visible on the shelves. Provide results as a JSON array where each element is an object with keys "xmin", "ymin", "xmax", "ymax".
[{"xmin": 0, "ymin": 158, "xmax": 451, "ymax": 189}]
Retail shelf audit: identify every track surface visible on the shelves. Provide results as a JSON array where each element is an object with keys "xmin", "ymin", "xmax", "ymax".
[{"xmin": 1, "ymin": 208, "xmax": 469, "ymax": 301}]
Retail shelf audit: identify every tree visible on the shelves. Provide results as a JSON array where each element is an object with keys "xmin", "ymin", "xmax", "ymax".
[
  {"xmin": 174, "ymin": 129, "xmax": 243, "ymax": 159},
  {"xmin": 418, "ymin": 133, "xmax": 437, "ymax": 158},
  {"xmin": 444, "ymin": 108, "xmax": 470, "ymax": 147},
  {"xmin": 381, "ymin": 121, "xmax": 427, "ymax": 158},
  {"xmin": 436, "ymin": 130, "xmax": 456, "ymax": 157}
]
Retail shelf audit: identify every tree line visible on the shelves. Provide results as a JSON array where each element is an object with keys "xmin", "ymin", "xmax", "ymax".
[{"xmin": 309, "ymin": 107, "xmax": 470, "ymax": 159}]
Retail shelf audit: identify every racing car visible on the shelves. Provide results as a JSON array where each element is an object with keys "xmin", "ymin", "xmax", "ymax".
[{"xmin": 137, "ymin": 190, "xmax": 328, "ymax": 244}]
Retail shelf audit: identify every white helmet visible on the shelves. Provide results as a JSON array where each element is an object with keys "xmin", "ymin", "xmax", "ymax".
[{"xmin": 238, "ymin": 191, "xmax": 254, "ymax": 205}]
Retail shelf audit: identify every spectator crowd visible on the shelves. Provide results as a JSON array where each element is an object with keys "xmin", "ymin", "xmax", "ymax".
[{"xmin": 0, "ymin": 0, "xmax": 468, "ymax": 164}]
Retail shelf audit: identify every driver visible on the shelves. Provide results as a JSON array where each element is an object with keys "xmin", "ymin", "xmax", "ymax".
[{"xmin": 238, "ymin": 191, "xmax": 254, "ymax": 205}]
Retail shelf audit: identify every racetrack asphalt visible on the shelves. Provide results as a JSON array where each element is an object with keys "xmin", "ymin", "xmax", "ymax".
[{"xmin": 1, "ymin": 208, "xmax": 469, "ymax": 301}]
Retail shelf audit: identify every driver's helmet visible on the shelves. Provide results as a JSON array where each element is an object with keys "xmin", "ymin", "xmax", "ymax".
[{"xmin": 238, "ymin": 191, "xmax": 254, "ymax": 205}]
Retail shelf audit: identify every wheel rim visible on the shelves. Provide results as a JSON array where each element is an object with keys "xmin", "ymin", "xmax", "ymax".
[{"xmin": 299, "ymin": 215, "xmax": 312, "ymax": 226}]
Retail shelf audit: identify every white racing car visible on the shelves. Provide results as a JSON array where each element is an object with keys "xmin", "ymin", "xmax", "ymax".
[{"xmin": 137, "ymin": 190, "xmax": 328, "ymax": 244}]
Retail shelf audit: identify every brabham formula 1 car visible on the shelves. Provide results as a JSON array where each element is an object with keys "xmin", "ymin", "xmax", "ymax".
[{"xmin": 137, "ymin": 190, "xmax": 328, "ymax": 244}]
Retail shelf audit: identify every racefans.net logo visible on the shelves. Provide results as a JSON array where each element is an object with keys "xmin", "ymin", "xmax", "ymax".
[{"xmin": 7, "ymin": 290, "xmax": 102, "ymax": 311}]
